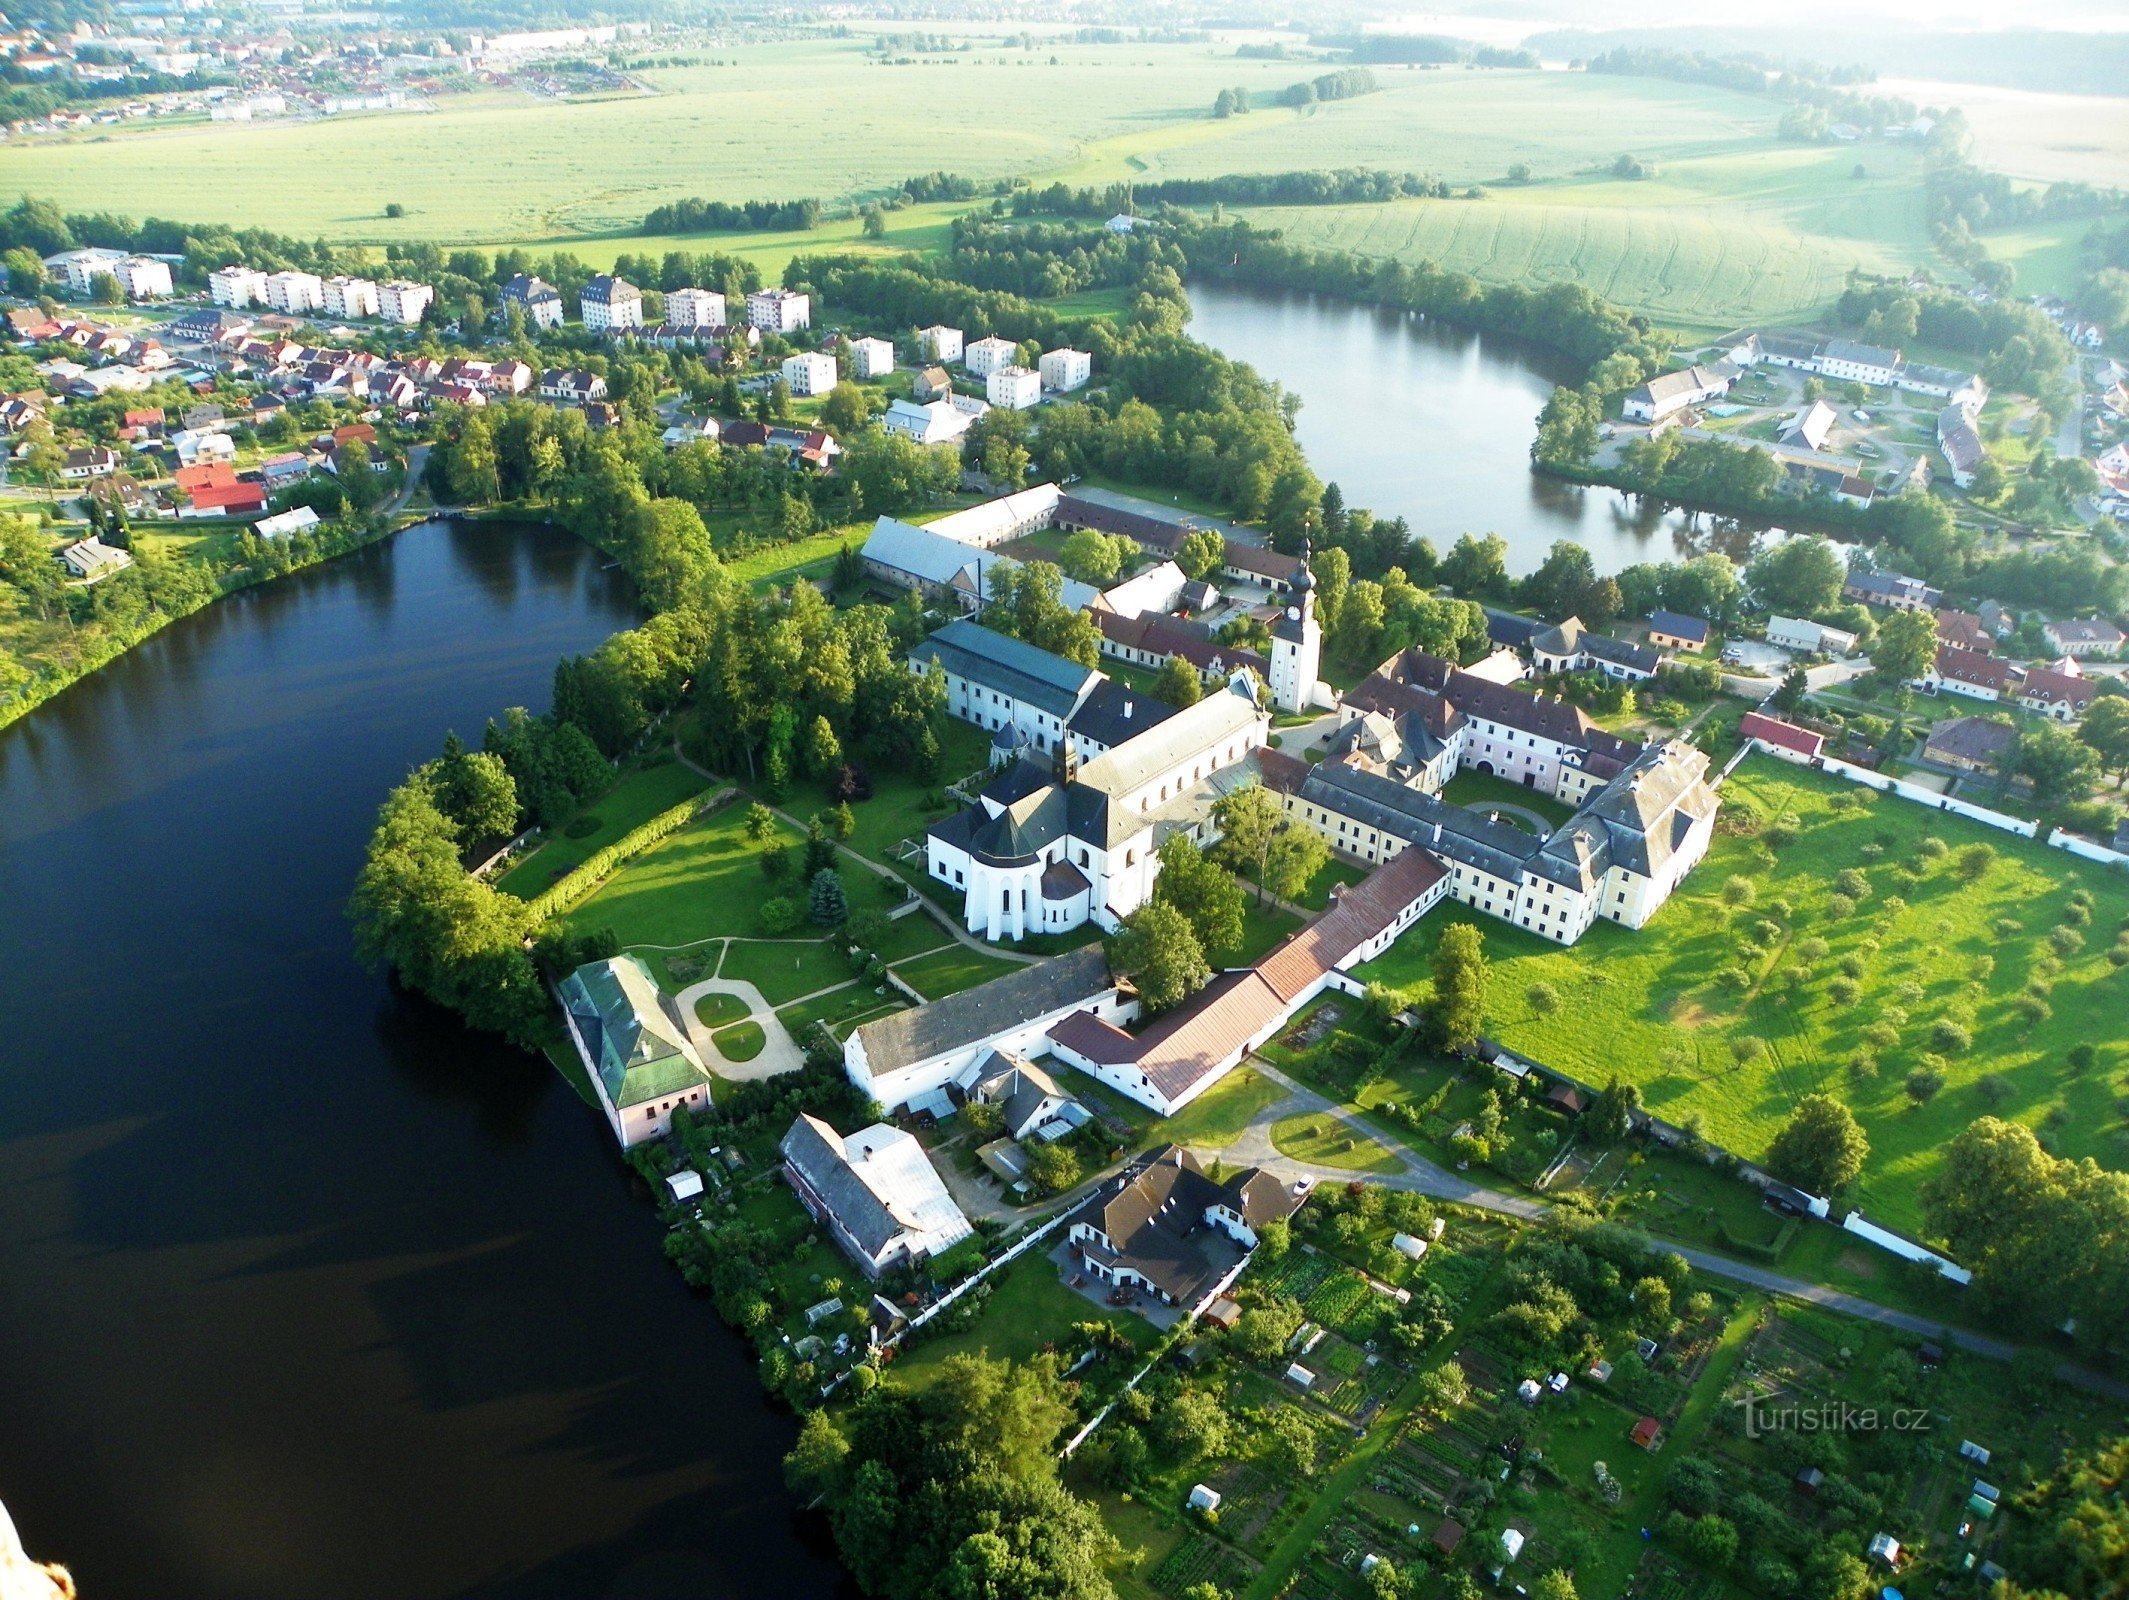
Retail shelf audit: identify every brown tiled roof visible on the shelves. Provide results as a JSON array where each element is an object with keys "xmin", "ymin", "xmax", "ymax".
[
  {"xmin": 1254, "ymin": 848, "xmax": 1446, "ymax": 1002},
  {"xmin": 1221, "ymin": 541, "xmax": 1303, "ymax": 581},
  {"xmin": 1094, "ymin": 609, "xmax": 1270, "ymax": 678},
  {"xmin": 2020, "ymin": 666, "xmax": 2093, "ymax": 709},
  {"xmin": 1739, "ymin": 711, "xmax": 1824, "ymax": 758},
  {"xmin": 1936, "ymin": 608, "xmax": 1991, "ymax": 653},
  {"xmin": 1933, "ymin": 644, "xmax": 2014, "ymax": 693}
]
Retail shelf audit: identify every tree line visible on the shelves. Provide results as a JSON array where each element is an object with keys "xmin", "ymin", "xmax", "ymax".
[{"xmin": 638, "ymin": 195, "xmax": 823, "ymax": 236}]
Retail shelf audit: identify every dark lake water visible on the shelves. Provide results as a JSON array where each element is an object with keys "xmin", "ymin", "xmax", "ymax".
[
  {"xmin": 1186, "ymin": 280, "xmax": 1774, "ymax": 577},
  {"xmin": 0, "ymin": 520, "xmax": 847, "ymax": 1600}
]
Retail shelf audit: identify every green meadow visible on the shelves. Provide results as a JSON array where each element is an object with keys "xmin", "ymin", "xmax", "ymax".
[{"xmin": 1358, "ymin": 756, "xmax": 2129, "ymax": 1233}]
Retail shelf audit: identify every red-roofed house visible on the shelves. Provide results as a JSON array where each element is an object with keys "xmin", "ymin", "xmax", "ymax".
[
  {"xmin": 1923, "ymin": 645, "xmax": 2015, "ymax": 702},
  {"xmin": 173, "ymin": 460, "xmax": 238, "ymax": 496},
  {"xmin": 2018, "ymin": 663, "xmax": 2095, "ymax": 722},
  {"xmin": 180, "ymin": 474, "xmax": 266, "ymax": 518},
  {"xmin": 1936, "ymin": 608, "xmax": 1992, "ymax": 654},
  {"xmin": 1739, "ymin": 711, "xmax": 1824, "ymax": 764}
]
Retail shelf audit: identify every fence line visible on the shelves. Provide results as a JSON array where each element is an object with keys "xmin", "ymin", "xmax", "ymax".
[
  {"xmin": 1816, "ymin": 756, "xmax": 2039, "ymax": 837},
  {"xmin": 1060, "ymin": 1248, "xmax": 1257, "ymax": 1460}
]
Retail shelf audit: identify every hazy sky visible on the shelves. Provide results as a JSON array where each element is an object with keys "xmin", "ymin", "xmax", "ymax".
[{"xmin": 1381, "ymin": 1, "xmax": 2129, "ymax": 36}]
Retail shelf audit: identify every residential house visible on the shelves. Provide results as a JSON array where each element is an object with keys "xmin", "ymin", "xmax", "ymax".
[
  {"xmin": 986, "ymin": 365, "xmax": 1041, "ymax": 410},
  {"xmin": 259, "ymin": 450, "xmax": 313, "ymax": 489},
  {"xmin": 882, "ymin": 396, "xmax": 977, "ymax": 445},
  {"xmin": 664, "ymin": 287, "xmax": 726, "ymax": 330},
  {"xmin": 844, "ymin": 945, "xmax": 1130, "ymax": 1118},
  {"xmin": 912, "ymin": 365, "xmax": 955, "ymax": 402},
  {"xmin": 1105, "ymin": 215, "xmax": 1138, "ymax": 234},
  {"xmin": 1781, "ymin": 399, "xmax": 1838, "ymax": 452},
  {"xmin": 59, "ymin": 535, "xmax": 132, "ymax": 581},
  {"xmin": 1092, "ymin": 609, "xmax": 1270, "ymax": 687},
  {"xmin": 859, "ymin": 518, "xmax": 1083, "ymax": 611},
  {"xmin": 2018, "ymin": 662, "xmax": 2095, "ymax": 722},
  {"xmin": 849, "ymin": 336, "xmax": 896, "ymax": 380},
  {"xmin": 1739, "ymin": 710, "xmax": 1824, "ymax": 763},
  {"xmin": 1065, "ymin": 1147, "xmax": 1305, "ymax": 1305},
  {"xmin": 780, "ymin": 1115, "xmax": 972, "ymax": 1279},
  {"xmin": 1922, "ymin": 715, "xmax": 2015, "ymax": 775},
  {"xmin": 1843, "ymin": 570, "xmax": 1942, "ymax": 613},
  {"xmin": 1938, "ymin": 403, "xmax": 1986, "ymax": 488},
  {"xmin": 322, "ymin": 275, "xmax": 379, "ymax": 320},
  {"xmin": 1038, "ymin": 348, "xmax": 1092, "ymax": 393},
  {"xmin": 579, "ymin": 275, "xmax": 643, "ymax": 333},
  {"xmin": 165, "ymin": 307, "xmax": 250, "ymax": 345},
  {"xmin": 60, "ymin": 446, "xmax": 118, "ymax": 480},
  {"xmin": 1621, "ymin": 364, "xmax": 1733, "ymax": 424},
  {"xmin": 2042, "ymin": 617, "xmax": 2124, "ymax": 658},
  {"xmin": 1923, "ymin": 644, "xmax": 2015, "ymax": 702},
  {"xmin": 964, "ymin": 336, "xmax": 1019, "ymax": 379},
  {"xmin": 500, "ymin": 273, "xmax": 565, "ymax": 329},
  {"xmin": 556, "ymin": 955, "xmax": 714, "ymax": 1147},
  {"xmin": 1766, "ymin": 615, "xmax": 1859, "ymax": 656},
  {"xmin": 918, "ymin": 326, "xmax": 965, "ymax": 364},
  {"xmin": 967, "ymin": 1052, "xmax": 1089, "ymax": 1142},
  {"xmin": 1530, "ymin": 617, "xmax": 1661, "ymax": 682},
  {"xmin": 538, "ymin": 368, "xmax": 608, "ymax": 406},
  {"xmin": 1645, "ymin": 610, "xmax": 1710, "ymax": 652},
  {"xmin": 255, "ymin": 505, "xmax": 322, "ymax": 539},
  {"xmin": 1936, "ymin": 608, "xmax": 1993, "ymax": 653},
  {"xmin": 1898, "ymin": 363, "xmax": 1986, "ymax": 408},
  {"xmin": 745, "ymin": 289, "xmax": 810, "ymax": 333},
  {"xmin": 378, "ymin": 280, "xmax": 432, "ymax": 325},
  {"xmin": 780, "ymin": 350, "xmax": 836, "ymax": 398}
]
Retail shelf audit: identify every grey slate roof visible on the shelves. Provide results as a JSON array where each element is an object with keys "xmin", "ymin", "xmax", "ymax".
[
  {"xmin": 782, "ymin": 1114, "xmax": 903, "ymax": 1257},
  {"xmin": 1067, "ymin": 679, "xmax": 1179, "ymax": 750},
  {"xmin": 909, "ymin": 617, "xmax": 1101, "ymax": 718},
  {"xmin": 851, "ymin": 945, "xmax": 1115, "ymax": 1075}
]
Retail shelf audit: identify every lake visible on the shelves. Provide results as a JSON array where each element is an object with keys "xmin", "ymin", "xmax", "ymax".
[
  {"xmin": 1186, "ymin": 280, "xmax": 1772, "ymax": 577},
  {"xmin": 0, "ymin": 520, "xmax": 847, "ymax": 1600}
]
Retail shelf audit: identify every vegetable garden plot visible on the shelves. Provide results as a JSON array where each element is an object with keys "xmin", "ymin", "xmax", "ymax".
[{"xmin": 1149, "ymin": 1533, "xmax": 1255, "ymax": 1600}]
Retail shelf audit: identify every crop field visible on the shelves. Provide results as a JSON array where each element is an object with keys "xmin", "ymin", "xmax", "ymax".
[
  {"xmin": 8, "ymin": 49, "xmax": 1945, "ymax": 329},
  {"xmin": 1358, "ymin": 755, "xmax": 2129, "ymax": 1231},
  {"xmin": 1221, "ymin": 145, "xmax": 1933, "ymax": 331},
  {"xmin": 1880, "ymin": 75, "xmax": 2129, "ymax": 188},
  {"xmin": 0, "ymin": 37, "xmax": 1305, "ymax": 248}
]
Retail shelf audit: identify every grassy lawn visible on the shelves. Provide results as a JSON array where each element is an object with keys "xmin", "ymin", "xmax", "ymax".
[
  {"xmin": 559, "ymin": 803, "xmax": 803, "ymax": 947},
  {"xmin": 887, "ymin": 1252, "xmax": 1152, "ymax": 1392},
  {"xmin": 712, "ymin": 1019, "xmax": 766, "ymax": 1062},
  {"xmin": 778, "ymin": 984, "xmax": 904, "ymax": 1046},
  {"xmin": 722, "ymin": 524, "xmax": 866, "ymax": 585},
  {"xmin": 868, "ymin": 910, "xmax": 954, "ymax": 964},
  {"xmin": 1040, "ymin": 285, "xmax": 1136, "ymax": 320},
  {"xmin": 890, "ymin": 943, "xmax": 1028, "ymax": 1001},
  {"xmin": 1268, "ymin": 1112, "xmax": 1405, "ymax": 1174},
  {"xmin": 1230, "ymin": 898, "xmax": 1305, "ymax": 964},
  {"xmin": 1357, "ymin": 754, "xmax": 2129, "ymax": 1231},
  {"xmin": 694, "ymin": 991, "xmax": 749, "ymax": 1028},
  {"xmin": 1438, "ymin": 767, "xmax": 1576, "ymax": 829},
  {"xmin": 497, "ymin": 760, "xmax": 713, "ymax": 899},
  {"xmin": 768, "ymin": 716, "xmax": 991, "ymax": 870},
  {"xmin": 719, "ymin": 936, "xmax": 852, "ymax": 1007},
  {"xmin": 1162, "ymin": 1065, "xmax": 1287, "ymax": 1147}
]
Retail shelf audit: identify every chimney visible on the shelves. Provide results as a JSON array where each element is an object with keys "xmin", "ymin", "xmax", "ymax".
[{"xmin": 1123, "ymin": 699, "xmax": 1134, "ymax": 720}]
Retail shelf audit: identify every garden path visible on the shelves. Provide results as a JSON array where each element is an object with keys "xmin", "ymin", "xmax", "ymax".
[{"xmin": 672, "ymin": 975, "xmax": 804, "ymax": 1082}]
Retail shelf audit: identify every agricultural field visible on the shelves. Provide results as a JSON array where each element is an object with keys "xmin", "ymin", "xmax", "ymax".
[
  {"xmin": 0, "ymin": 37, "xmax": 1307, "ymax": 249},
  {"xmin": 1221, "ymin": 143, "xmax": 1933, "ymax": 333},
  {"xmin": 1880, "ymin": 75, "xmax": 2129, "ymax": 188},
  {"xmin": 1357, "ymin": 755, "xmax": 2129, "ymax": 1232}
]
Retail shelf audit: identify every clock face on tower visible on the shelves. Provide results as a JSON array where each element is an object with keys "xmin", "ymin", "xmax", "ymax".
[{"xmin": 1287, "ymin": 606, "xmax": 1299, "ymax": 621}]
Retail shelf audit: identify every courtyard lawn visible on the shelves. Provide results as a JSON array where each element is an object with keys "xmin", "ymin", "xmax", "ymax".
[
  {"xmin": 718, "ymin": 936, "xmax": 853, "ymax": 1007},
  {"xmin": 1356, "ymin": 754, "xmax": 2129, "ymax": 1231},
  {"xmin": 890, "ymin": 943, "xmax": 1028, "ymax": 1001},
  {"xmin": 865, "ymin": 909, "xmax": 954, "ymax": 965},
  {"xmin": 1267, "ymin": 1113, "xmax": 1404, "ymax": 1175},
  {"xmin": 557, "ymin": 802, "xmax": 802, "ymax": 946},
  {"xmin": 770, "ymin": 715, "xmax": 991, "ymax": 870},
  {"xmin": 1230, "ymin": 899, "xmax": 1306, "ymax": 964},
  {"xmin": 721, "ymin": 523, "xmax": 866, "ymax": 586},
  {"xmin": 1439, "ymin": 767, "xmax": 1576, "ymax": 829},
  {"xmin": 777, "ymin": 984, "xmax": 904, "ymax": 1047},
  {"xmin": 887, "ymin": 1252, "xmax": 1152, "ymax": 1392},
  {"xmin": 712, "ymin": 1019, "xmax": 766, "ymax": 1062},
  {"xmin": 694, "ymin": 991, "xmax": 749, "ymax": 1028},
  {"xmin": 496, "ymin": 760, "xmax": 712, "ymax": 899},
  {"xmin": 1161, "ymin": 1065, "xmax": 1288, "ymax": 1148}
]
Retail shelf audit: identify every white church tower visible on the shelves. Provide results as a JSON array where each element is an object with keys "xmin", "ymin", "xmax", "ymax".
[{"xmin": 1268, "ymin": 552, "xmax": 1322, "ymax": 714}]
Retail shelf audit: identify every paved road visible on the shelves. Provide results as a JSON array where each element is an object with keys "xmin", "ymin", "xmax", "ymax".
[
  {"xmin": 1209, "ymin": 1063, "xmax": 2129, "ymax": 1401},
  {"xmin": 387, "ymin": 443, "xmax": 430, "ymax": 517}
]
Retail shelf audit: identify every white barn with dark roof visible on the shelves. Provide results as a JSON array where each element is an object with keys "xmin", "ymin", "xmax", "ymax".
[{"xmin": 781, "ymin": 1115, "xmax": 972, "ymax": 1278}]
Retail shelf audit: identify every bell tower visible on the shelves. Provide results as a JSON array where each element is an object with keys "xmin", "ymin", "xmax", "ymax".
[{"xmin": 1268, "ymin": 546, "xmax": 1322, "ymax": 715}]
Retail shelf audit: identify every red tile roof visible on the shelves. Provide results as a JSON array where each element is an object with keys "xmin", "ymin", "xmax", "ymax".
[
  {"xmin": 1739, "ymin": 711, "xmax": 1824, "ymax": 759},
  {"xmin": 187, "ymin": 481, "xmax": 266, "ymax": 513},
  {"xmin": 1933, "ymin": 645, "xmax": 2014, "ymax": 694}
]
